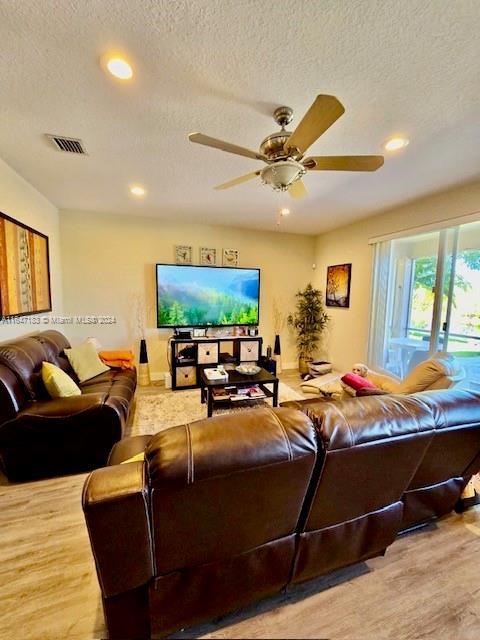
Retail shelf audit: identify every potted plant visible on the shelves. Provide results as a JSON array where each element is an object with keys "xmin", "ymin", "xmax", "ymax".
[{"xmin": 288, "ymin": 283, "xmax": 329, "ymax": 374}]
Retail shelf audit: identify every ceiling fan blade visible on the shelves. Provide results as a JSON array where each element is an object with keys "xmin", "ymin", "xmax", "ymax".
[
  {"xmin": 189, "ymin": 133, "xmax": 268, "ymax": 162},
  {"xmin": 288, "ymin": 179, "xmax": 308, "ymax": 199},
  {"xmin": 303, "ymin": 155, "xmax": 384, "ymax": 171},
  {"xmin": 284, "ymin": 95, "xmax": 345, "ymax": 157},
  {"xmin": 214, "ymin": 171, "xmax": 260, "ymax": 190}
]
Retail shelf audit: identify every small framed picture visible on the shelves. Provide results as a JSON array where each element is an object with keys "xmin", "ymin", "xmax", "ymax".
[
  {"xmin": 200, "ymin": 247, "xmax": 216, "ymax": 266},
  {"xmin": 175, "ymin": 245, "xmax": 192, "ymax": 264},
  {"xmin": 193, "ymin": 328, "xmax": 207, "ymax": 337},
  {"xmin": 223, "ymin": 248, "xmax": 239, "ymax": 267}
]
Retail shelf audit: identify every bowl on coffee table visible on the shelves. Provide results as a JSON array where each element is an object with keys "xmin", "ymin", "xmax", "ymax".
[{"xmin": 235, "ymin": 364, "xmax": 261, "ymax": 376}]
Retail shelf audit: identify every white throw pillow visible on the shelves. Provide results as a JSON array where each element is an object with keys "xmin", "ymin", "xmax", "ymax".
[{"xmin": 64, "ymin": 342, "xmax": 110, "ymax": 383}]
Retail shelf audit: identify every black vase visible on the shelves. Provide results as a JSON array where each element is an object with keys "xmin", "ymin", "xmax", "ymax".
[
  {"xmin": 274, "ymin": 334, "xmax": 281, "ymax": 356},
  {"xmin": 138, "ymin": 338, "xmax": 151, "ymax": 386},
  {"xmin": 139, "ymin": 338, "xmax": 148, "ymax": 363}
]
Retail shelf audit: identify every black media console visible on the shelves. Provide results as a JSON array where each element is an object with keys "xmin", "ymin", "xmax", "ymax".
[{"xmin": 170, "ymin": 335, "xmax": 263, "ymax": 391}]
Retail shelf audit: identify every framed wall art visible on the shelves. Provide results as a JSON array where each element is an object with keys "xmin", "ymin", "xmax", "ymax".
[
  {"xmin": 200, "ymin": 247, "xmax": 216, "ymax": 266},
  {"xmin": 174, "ymin": 245, "xmax": 193, "ymax": 264},
  {"xmin": 0, "ymin": 211, "xmax": 52, "ymax": 318},
  {"xmin": 326, "ymin": 263, "xmax": 352, "ymax": 308},
  {"xmin": 222, "ymin": 248, "xmax": 239, "ymax": 267}
]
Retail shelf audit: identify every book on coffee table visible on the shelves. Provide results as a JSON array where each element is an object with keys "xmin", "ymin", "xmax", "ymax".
[
  {"xmin": 212, "ymin": 386, "xmax": 230, "ymax": 400},
  {"xmin": 247, "ymin": 385, "xmax": 266, "ymax": 399}
]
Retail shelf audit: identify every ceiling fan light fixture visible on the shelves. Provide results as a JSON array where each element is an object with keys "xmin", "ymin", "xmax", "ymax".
[{"xmin": 260, "ymin": 160, "xmax": 305, "ymax": 191}]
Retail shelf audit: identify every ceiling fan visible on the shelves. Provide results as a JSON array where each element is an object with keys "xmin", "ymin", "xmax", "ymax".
[{"xmin": 188, "ymin": 95, "xmax": 384, "ymax": 199}]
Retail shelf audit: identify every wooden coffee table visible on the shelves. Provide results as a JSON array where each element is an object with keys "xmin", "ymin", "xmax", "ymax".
[{"xmin": 200, "ymin": 367, "xmax": 279, "ymax": 417}]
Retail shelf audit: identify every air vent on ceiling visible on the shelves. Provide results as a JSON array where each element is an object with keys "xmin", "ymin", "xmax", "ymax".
[{"xmin": 45, "ymin": 134, "xmax": 87, "ymax": 155}]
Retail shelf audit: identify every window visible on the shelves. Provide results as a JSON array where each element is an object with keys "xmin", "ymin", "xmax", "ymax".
[{"xmin": 368, "ymin": 220, "xmax": 480, "ymax": 390}]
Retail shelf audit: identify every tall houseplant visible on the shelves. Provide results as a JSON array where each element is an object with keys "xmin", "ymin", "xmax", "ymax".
[{"xmin": 288, "ymin": 283, "xmax": 329, "ymax": 374}]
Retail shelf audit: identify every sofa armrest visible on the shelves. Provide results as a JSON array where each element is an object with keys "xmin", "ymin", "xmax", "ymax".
[
  {"xmin": 82, "ymin": 461, "xmax": 154, "ymax": 598},
  {"xmin": 108, "ymin": 435, "xmax": 153, "ymax": 465},
  {"xmin": 19, "ymin": 393, "xmax": 108, "ymax": 419}
]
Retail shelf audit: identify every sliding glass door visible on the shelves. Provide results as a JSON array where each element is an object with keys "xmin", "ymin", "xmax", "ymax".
[
  {"xmin": 435, "ymin": 222, "xmax": 480, "ymax": 389},
  {"xmin": 369, "ymin": 219, "xmax": 480, "ymax": 390}
]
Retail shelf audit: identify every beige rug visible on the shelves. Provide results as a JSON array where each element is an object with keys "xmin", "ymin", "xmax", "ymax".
[{"xmin": 129, "ymin": 382, "xmax": 303, "ymax": 437}]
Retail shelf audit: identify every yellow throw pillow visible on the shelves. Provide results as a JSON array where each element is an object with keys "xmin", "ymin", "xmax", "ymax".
[
  {"xmin": 42, "ymin": 361, "xmax": 81, "ymax": 398},
  {"xmin": 64, "ymin": 342, "xmax": 110, "ymax": 383},
  {"xmin": 120, "ymin": 452, "xmax": 145, "ymax": 464}
]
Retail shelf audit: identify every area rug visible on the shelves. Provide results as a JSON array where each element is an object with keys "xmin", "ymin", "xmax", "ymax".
[{"xmin": 128, "ymin": 382, "xmax": 304, "ymax": 437}]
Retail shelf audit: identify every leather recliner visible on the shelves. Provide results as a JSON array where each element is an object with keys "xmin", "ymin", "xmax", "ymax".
[
  {"xmin": 83, "ymin": 389, "xmax": 480, "ymax": 639},
  {"xmin": 0, "ymin": 330, "xmax": 136, "ymax": 481}
]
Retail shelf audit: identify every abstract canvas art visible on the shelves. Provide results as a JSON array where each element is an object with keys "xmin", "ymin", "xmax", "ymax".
[
  {"xmin": 326, "ymin": 263, "xmax": 352, "ymax": 308},
  {"xmin": 0, "ymin": 212, "xmax": 52, "ymax": 317}
]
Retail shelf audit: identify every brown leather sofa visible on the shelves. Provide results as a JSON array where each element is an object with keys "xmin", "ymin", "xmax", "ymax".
[
  {"xmin": 83, "ymin": 389, "xmax": 480, "ymax": 639},
  {"xmin": 0, "ymin": 330, "xmax": 136, "ymax": 481}
]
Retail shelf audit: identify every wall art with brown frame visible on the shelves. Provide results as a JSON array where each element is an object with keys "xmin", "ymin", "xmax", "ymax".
[
  {"xmin": 326, "ymin": 263, "xmax": 352, "ymax": 308},
  {"xmin": 0, "ymin": 211, "xmax": 52, "ymax": 318}
]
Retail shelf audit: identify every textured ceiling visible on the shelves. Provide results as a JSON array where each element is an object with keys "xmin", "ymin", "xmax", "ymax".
[{"xmin": 0, "ymin": 0, "xmax": 479, "ymax": 234}]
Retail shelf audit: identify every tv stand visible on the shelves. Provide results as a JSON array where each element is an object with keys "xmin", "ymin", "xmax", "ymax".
[{"xmin": 170, "ymin": 335, "xmax": 263, "ymax": 391}]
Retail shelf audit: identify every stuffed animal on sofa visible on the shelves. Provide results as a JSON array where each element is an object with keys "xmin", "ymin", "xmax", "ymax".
[{"xmin": 350, "ymin": 363, "xmax": 400, "ymax": 393}]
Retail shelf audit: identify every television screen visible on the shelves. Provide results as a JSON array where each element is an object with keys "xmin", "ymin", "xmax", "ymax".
[{"xmin": 156, "ymin": 264, "xmax": 260, "ymax": 327}]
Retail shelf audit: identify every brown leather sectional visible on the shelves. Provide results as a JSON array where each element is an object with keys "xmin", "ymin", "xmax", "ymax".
[
  {"xmin": 0, "ymin": 330, "xmax": 136, "ymax": 481},
  {"xmin": 83, "ymin": 389, "xmax": 480, "ymax": 639}
]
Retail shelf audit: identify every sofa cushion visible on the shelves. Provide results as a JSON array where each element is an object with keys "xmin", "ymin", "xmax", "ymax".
[
  {"xmin": 80, "ymin": 368, "xmax": 136, "ymax": 426},
  {"xmin": 42, "ymin": 362, "xmax": 81, "ymax": 398},
  {"xmin": 145, "ymin": 407, "xmax": 317, "ymax": 575},
  {"xmin": 33, "ymin": 331, "xmax": 74, "ymax": 375},
  {"xmin": 397, "ymin": 353, "xmax": 459, "ymax": 394},
  {"xmin": 0, "ymin": 336, "xmax": 51, "ymax": 400},
  {"xmin": 65, "ymin": 342, "xmax": 110, "ymax": 383}
]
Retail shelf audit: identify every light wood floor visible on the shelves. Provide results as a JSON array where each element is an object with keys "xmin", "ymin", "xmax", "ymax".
[{"xmin": 1, "ymin": 371, "xmax": 480, "ymax": 640}]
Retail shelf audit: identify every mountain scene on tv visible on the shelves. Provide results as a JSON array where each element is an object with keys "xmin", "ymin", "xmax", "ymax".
[{"xmin": 157, "ymin": 265, "xmax": 259, "ymax": 326}]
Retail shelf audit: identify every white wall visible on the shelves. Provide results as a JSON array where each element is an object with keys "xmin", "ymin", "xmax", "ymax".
[
  {"xmin": 314, "ymin": 178, "xmax": 480, "ymax": 372},
  {"xmin": 0, "ymin": 157, "xmax": 62, "ymax": 341},
  {"xmin": 60, "ymin": 210, "xmax": 316, "ymax": 376}
]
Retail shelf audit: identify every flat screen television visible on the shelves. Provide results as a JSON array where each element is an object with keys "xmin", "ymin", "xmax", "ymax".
[{"xmin": 156, "ymin": 264, "xmax": 260, "ymax": 328}]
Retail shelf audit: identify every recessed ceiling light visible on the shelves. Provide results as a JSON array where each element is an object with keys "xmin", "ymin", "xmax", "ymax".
[
  {"xmin": 280, "ymin": 207, "xmax": 290, "ymax": 216},
  {"xmin": 384, "ymin": 136, "xmax": 409, "ymax": 151},
  {"xmin": 106, "ymin": 57, "xmax": 133, "ymax": 80},
  {"xmin": 130, "ymin": 185, "xmax": 146, "ymax": 197}
]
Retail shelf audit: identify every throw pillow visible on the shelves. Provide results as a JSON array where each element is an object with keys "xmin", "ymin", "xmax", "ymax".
[
  {"xmin": 64, "ymin": 342, "xmax": 110, "ymax": 383},
  {"xmin": 120, "ymin": 452, "xmax": 145, "ymax": 464},
  {"xmin": 397, "ymin": 355, "xmax": 453, "ymax": 394},
  {"xmin": 41, "ymin": 361, "xmax": 81, "ymax": 398},
  {"xmin": 356, "ymin": 387, "xmax": 389, "ymax": 397},
  {"xmin": 341, "ymin": 372, "xmax": 377, "ymax": 391}
]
